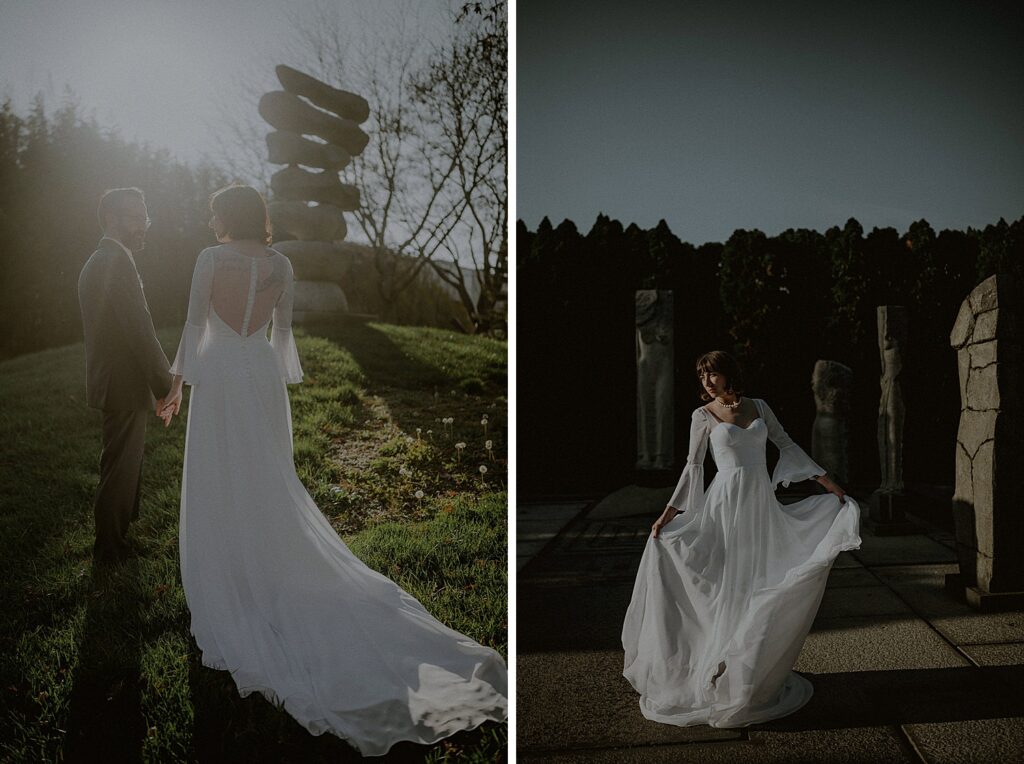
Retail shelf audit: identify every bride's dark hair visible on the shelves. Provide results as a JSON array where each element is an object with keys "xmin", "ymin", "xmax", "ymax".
[
  {"xmin": 696, "ymin": 350, "xmax": 745, "ymax": 401},
  {"xmin": 210, "ymin": 183, "xmax": 273, "ymax": 245}
]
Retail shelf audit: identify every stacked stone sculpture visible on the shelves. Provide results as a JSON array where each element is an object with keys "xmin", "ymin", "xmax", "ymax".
[
  {"xmin": 636, "ymin": 290, "xmax": 674, "ymax": 471},
  {"xmin": 258, "ymin": 65, "xmax": 371, "ymax": 320},
  {"xmin": 947, "ymin": 275, "xmax": 1024, "ymax": 611},
  {"xmin": 811, "ymin": 360, "xmax": 852, "ymax": 487}
]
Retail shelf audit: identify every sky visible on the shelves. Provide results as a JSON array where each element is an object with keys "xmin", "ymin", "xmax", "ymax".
[
  {"xmin": 517, "ymin": 0, "xmax": 1024, "ymax": 244},
  {"xmin": 0, "ymin": 0, "xmax": 452, "ymax": 168}
]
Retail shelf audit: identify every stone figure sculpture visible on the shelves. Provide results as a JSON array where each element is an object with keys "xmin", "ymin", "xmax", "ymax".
[
  {"xmin": 869, "ymin": 306, "xmax": 916, "ymax": 534},
  {"xmin": 636, "ymin": 290, "xmax": 674, "ymax": 470},
  {"xmin": 811, "ymin": 360, "xmax": 852, "ymax": 487},
  {"xmin": 948, "ymin": 274, "xmax": 1024, "ymax": 610},
  {"xmin": 876, "ymin": 306, "xmax": 907, "ymax": 492}
]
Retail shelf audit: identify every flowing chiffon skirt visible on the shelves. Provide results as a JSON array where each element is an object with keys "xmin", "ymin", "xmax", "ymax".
[
  {"xmin": 622, "ymin": 425, "xmax": 860, "ymax": 728},
  {"xmin": 179, "ymin": 312, "xmax": 507, "ymax": 756}
]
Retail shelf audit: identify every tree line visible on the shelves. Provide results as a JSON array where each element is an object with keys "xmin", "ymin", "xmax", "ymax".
[
  {"xmin": 516, "ymin": 212, "xmax": 1023, "ymax": 496},
  {"xmin": 0, "ymin": 93, "xmax": 228, "ymax": 360}
]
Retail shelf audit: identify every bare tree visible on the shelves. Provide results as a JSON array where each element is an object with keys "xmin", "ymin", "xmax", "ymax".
[
  {"xmin": 412, "ymin": 1, "xmax": 508, "ymax": 334},
  {"xmin": 211, "ymin": 1, "xmax": 507, "ymax": 332}
]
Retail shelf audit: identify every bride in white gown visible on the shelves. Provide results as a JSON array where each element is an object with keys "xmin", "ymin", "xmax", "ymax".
[
  {"xmin": 622, "ymin": 350, "xmax": 860, "ymax": 728},
  {"xmin": 158, "ymin": 185, "xmax": 507, "ymax": 756}
]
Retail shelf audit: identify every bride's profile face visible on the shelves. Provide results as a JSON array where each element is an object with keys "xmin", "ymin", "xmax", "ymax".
[{"xmin": 209, "ymin": 213, "xmax": 229, "ymax": 242}]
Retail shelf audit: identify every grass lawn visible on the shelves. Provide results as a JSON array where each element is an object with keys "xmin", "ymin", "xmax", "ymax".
[{"xmin": 0, "ymin": 318, "xmax": 508, "ymax": 763}]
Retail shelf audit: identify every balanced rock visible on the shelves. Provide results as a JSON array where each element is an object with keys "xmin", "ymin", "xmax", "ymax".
[
  {"xmin": 276, "ymin": 64, "xmax": 370, "ymax": 124},
  {"xmin": 271, "ymin": 166, "xmax": 360, "ymax": 211},
  {"xmin": 259, "ymin": 90, "xmax": 370, "ymax": 156},
  {"xmin": 267, "ymin": 131, "xmax": 351, "ymax": 171},
  {"xmin": 269, "ymin": 201, "xmax": 347, "ymax": 242},
  {"xmin": 272, "ymin": 240, "xmax": 364, "ymax": 283},
  {"xmin": 292, "ymin": 280, "xmax": 349, "ymax": 322}
]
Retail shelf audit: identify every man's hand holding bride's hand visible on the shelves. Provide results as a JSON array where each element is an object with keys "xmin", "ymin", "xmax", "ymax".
[
  {"xmin": 652, "ymin": 505, "xmax": 681, "ymax": 538},
  {"xmin": 158, "ymin": 388, "xmax": 183, "ymax": 427}
]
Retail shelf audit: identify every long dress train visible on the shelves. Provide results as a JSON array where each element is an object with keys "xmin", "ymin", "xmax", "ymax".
[
  {"xmin": 169, "ymin": 244, "xmax": 507, "ymax": 756},
  {"xmin": 621, "ymin": 398, "xmax": 860, "ymax": 728}
]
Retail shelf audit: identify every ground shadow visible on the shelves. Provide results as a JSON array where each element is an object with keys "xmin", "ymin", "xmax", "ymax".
[
  {"xmin": 62, "ymin": 559, "xmax": 146, "ymax": 762},
  {"xmin": 760, "ymin": 663, "xmax": 1024, "ymax": 731}
]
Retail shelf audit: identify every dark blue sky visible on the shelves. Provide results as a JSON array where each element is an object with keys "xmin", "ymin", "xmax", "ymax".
[{"xmin": 517, "ymin": 0, "xmax": 1024, "ymax": 244}]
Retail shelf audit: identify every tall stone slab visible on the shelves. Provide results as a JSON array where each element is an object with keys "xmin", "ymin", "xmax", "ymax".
[
  {"xmin": 811, "ymin": 360, "xmax": 852, "ymax": 487},
  {"xmin": 948, "ymin": 274, "xmax": 1024, "ymax": 611},
  {"xmin": 636, "ymin": 290, "xmax": 674, "ymax": 471}
]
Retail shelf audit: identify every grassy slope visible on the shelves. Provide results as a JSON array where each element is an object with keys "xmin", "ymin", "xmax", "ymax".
[{"xmin": 0, "ymin": 319, "xmax": 507, "ymax": 763}]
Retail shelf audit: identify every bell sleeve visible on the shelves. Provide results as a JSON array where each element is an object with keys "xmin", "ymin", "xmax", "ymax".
[
  {"xmin": 269, "ymin": 257, "xmax": 303, "ymax": 385},
  {"xmin": 667, "ymin": 408, "xmax": 711, "ymax": 512},
  {"xmin": 757, "ymin": 398, "xmax": 826, "ymax": 489},
  {"xmin": 169, "ymin": 249, "xmax": 214, "ymax": 386}
]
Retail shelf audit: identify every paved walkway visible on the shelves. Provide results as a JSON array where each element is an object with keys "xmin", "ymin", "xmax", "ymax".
[{"xmin": 517, "ymin": 486, "xmax": 1024, "ymax": 763}]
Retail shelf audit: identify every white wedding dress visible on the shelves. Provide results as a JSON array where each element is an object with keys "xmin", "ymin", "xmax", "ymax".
[
  {"xmin": 622, "ymin": 398, "xmax": 860, "ymax": 728},
  {"xmin": 168, "ymin": 244, "xmax": 507, "ymax": 756}
]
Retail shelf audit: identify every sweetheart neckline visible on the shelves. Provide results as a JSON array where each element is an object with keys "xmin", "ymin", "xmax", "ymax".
[{"xmin": 710, "ymin": 417, "xmax": 763, "ymax": 433}]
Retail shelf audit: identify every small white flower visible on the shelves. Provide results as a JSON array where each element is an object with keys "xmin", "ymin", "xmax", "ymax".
[
  {"xmin": 415, "ymin": 490, "xmax": 424, "ymax": 499},
  {"xmin": 480, "ymin": 418, "xmax": 487, "ymax": 426},
  {"xmin": 485, "ymin": 440, "xmax": 493, "ymax": 449},
  {"xmin": 427, "ymin": 429, "xmax": 433, "ymax": 436},
  {"xmin": 456, "ymin": 442, "xmax": 466, "ymax": 450},
  {"xmin": 482, "ymin": 414, "xmax": 489, "ymax": 421},
  {"xmin": 479, "ymin": 465, "xmax": 488, "ymax": 474}
]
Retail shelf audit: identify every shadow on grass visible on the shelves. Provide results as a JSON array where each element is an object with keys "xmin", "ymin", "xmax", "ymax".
[
  {"xmin": 303, "ymin": 318, "xmax": 505, "ymax": 432},
  {"xmin": 62, "ymin": 559, "xmax": 146, "ymax": 762}
]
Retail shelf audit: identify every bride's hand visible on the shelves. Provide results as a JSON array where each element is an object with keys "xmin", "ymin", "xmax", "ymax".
[
  {"xmin": 818, "ymin": 475, "xmax": 847, "ymax": 504},
  {"xmin": 652, "ymin": 506, "xmax": 680, "ymax": 538}
]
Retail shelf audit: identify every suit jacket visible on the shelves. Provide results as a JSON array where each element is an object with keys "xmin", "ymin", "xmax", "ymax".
[{"xmin": 78, "ymin": 237, "xmax": 172, "ymax": 411}]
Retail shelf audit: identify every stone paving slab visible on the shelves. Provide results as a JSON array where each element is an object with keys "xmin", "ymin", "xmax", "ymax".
[
  {"xmin": 765, "ymin": 665, "xmax": 1024, "ymax": 732},
  {"xmin": 585, "ymin": 484, "xmax": 671, "ymax": 521},
  {"xmin": 959, "ymin": 642, "xmax": 1024, "ymax": 666},
  {"xmin": 871, "ymin": 564, "xmax": 1024, "ymax": 645},
  {"xmin": 517, "ymin": 502, "xmax": 590, "ymax": 571},
  {"xmin": 852, "ymin": 533, "xmax": 957, "ymax": 567},
  {"xmin": 517, "ymin": 650, "xmax": 742, "ymax": 751},
  {"xmin": 825, "ymin": 566, "xmax": 879, "ymax": 588},
  {"xmin": 832, "ymin": 551, "xmax": 864, "ymax": 569},
  {"xmin": 796, "ymin": 615, "xmax": 971, "ymax": 673},
  {"xmin": 518, "ymin": 584, "xmax": 633, "ymax": 653},
  {"xmin": 519, "ymin": 725, "xmax": 915, "ymax": 763},
  {"xmin": 816, "ymin": 585, "xmax": 914, "ymax": 619},
  {"xmin": 903, "ymin": 717, "xmax": 1024, "ymax": 763}
]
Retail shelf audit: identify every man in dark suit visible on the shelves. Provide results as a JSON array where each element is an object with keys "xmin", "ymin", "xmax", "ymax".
[{"xmin": 78, "ymin": 187, "xmax": 174, "ymax": 564}]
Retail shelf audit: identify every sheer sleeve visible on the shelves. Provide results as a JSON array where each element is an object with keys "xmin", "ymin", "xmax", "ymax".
[
  {"xmin": 269, "ymin": 256, "xmax": 303, "ymax": 385},
  {"xmin": 169, "ymin": 249, "xmax": 214, "ymax": 386},
  {"xmin": 756, "ymin": 398, "xmax": 826, "ymax": 489},
  {"xmin": 667, "ymin": 408, "xmax": 711, "ymax": 512}
]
